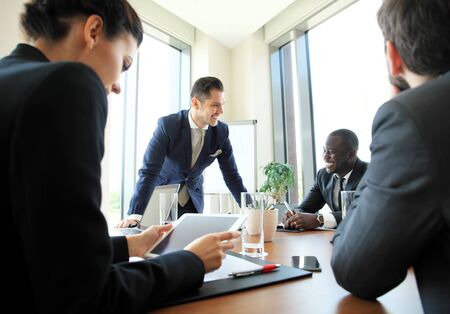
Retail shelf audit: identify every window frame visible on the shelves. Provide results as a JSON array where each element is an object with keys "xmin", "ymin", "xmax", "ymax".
[{"xmin": 101, "ymin": 22, "xmax": 191, "ymax": 224}]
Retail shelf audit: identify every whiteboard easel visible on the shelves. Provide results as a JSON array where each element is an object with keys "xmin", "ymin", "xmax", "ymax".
[{"xmin": 203, "ymin": 120, "xmax": 257, "ymax": 204}]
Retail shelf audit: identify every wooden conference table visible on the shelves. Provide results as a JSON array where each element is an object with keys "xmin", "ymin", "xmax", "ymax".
[{"xmin": 152, "ymin": 230, "xmax": 423, "ymax": 314}]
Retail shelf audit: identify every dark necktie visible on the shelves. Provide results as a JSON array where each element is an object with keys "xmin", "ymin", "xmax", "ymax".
[{"xmin": 338, "ymin": 177, "xmax": 345, "ymax": 211}]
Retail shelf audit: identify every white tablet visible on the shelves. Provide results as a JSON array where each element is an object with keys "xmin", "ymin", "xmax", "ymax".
[{"xmin": 147, "ymin": 214, "xmax": 246, "ymax": 255}]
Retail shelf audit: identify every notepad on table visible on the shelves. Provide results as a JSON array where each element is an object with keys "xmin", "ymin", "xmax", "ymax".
[{"xmin": 204, "ymin": 254, "xmax": 265, "ymax": 282}]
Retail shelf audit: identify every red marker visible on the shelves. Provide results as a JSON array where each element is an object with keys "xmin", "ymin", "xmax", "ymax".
[{"xmin": 229, "ymin": 264, "xmax": 281, "ymax": 278}]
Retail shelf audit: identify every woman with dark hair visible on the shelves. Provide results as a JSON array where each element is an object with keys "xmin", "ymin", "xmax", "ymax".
[{"xmin": 0, "ymin": 1, "xmax": 238, "ymax": 313}]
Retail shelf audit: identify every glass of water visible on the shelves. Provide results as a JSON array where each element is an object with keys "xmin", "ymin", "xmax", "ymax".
[
  {"xmin": 159, "ymin": 192, "xmax": 178, "ymax": 225},
  {"xmin": 240, "ymin": 192, "xmax": 267, "ymax": 257},
  {"xmin": 341, "ymin": 190, "xmax": 356, "ymax": 219}
]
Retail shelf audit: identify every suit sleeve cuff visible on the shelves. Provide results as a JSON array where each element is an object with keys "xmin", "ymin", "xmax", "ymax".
[
  {"xmin": 322, "ymin": 212, "xmax": 337, "ymax": 228},
  {"xmin": 111, "ymin": 236, "xmax": 129, "ymax": 263},
  {"xmin": 128, "ymin": 214, "xmax": 143, "ymax": 222}
]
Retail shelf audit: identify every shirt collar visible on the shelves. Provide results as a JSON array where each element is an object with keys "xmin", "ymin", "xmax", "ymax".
[
  {"xmin": 188, "ymin": 109, "xmax": 209, "ymax": 130},
  {"xmin": 334, "ymin": 169, "xmax": 353, "ymax": 181}
]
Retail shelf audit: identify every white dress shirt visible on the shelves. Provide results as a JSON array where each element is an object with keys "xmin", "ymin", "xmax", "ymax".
[{"xmin": 322, "ymin": 170, "xmax": 353, "ymax": 228}]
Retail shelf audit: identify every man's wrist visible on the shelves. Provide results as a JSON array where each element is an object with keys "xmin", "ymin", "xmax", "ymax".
[
  {"xmin": 322, "ymin": 212, "xmax": 337, "ymax": 228},
  {"xmin": 129, "ymin": 219, "xmax": 141, "ymax": 228},
  {"xmin": 128, "ymin": 214, "xmax": 142, "ymax": 223}
]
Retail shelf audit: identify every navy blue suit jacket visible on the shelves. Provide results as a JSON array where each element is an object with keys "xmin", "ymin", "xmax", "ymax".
[
  {"xmin": 297, "ymin": 158, "xmax": 368, "ymax": 224},
  {"xmin": 128, "ymin": 110, "xmax": 247, "ymax": 215}
]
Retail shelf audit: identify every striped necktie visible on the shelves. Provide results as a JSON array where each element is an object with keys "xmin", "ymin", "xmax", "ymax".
[{"xmin": 178, "ymin": 128, "xmax": 205, "ymax": 206}]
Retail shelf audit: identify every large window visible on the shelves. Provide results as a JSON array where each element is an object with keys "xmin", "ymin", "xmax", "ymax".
[
  {"xmin": 102, "ymin": 77, "xmax": 126, "ymax": 225},
  {"xmin": 135, "ymin": 35, "xmax": 183, "ymax": 175},
  {"xmin": 308, "ymin": 0, "xmax": 389, "ymax": 169},
  {"xmin": 273, "ymin": 42, "xmax": 305, "ymax": 203},
  {"xmin": 271, "ymin": 0, "xmax": 390, "ymax": 203},
  {"xmin": 101, "ymin": 24, "xmax": 190, "ymax": 226}
]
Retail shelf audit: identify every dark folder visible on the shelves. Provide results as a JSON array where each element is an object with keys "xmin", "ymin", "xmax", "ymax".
[{"xmin": 153, "ymin": 251, "xmax": 312, "ymax": 309}]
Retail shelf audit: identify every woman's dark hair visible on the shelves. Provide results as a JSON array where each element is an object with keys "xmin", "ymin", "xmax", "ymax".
[
  {"xmin": 21, "ymin": 0, "xmax": 143, "ymax": 45},
  {"xmin": 190, "ymin": 76, "xmax": 224, "ymax": 101},
  {"xmin": 377, "ymin": 0, "xmax": 450, "ymax": 77}
]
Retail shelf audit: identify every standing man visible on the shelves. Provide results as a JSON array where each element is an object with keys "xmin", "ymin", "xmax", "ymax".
[
  {"xmin": 118, "ymin": 76, "xmax": 247, "ymax": 228},
  {"xmin": 331, "ymin": 0, "xmax": 450, "ymax": 312},
  {"xmin": 284, "ymin": 129, "xmax": 367, "ymax": 230}
]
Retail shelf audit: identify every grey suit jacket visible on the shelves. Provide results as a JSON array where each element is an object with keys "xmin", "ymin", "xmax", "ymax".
[
  {"xmin": 331, "ymin": 71, "xmax": 450, "ymax": 313},
  {"xmin": 297, "ymin": 158, "xmax": 368, "ymax": 224}
]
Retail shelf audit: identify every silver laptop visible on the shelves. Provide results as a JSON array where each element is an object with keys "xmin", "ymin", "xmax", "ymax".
[{"xmin": 109, "ymin": 184, "xmax": 180, "ymax": 236}]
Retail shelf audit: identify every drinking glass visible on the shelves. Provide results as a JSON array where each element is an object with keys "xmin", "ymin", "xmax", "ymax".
[
  {"xmin": 159, "ymin": 192, "xmax": 178, "ymax": 225},
  {"xmin": 341, "ymin": 190, "xmax": 355, "ymax": 219},
  {"xmin": 240, "ymin": 192, "xmax": 267, "ymax": 257}
]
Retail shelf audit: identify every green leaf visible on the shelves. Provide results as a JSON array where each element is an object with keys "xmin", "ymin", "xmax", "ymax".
[{"xmin": 259, "ymin": 162, "xmax": 295, "ymax": 204}]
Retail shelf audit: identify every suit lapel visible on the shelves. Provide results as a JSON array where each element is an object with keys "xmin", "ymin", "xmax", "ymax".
[
  {"xmin": 346, "ymin": 173, "xmax": 358, "ymax": 191},
  {"xmin": 346, "ymin": 159, "xmax": 363, "ymax": 191},
  {"xmin": 326, "ymin": 175, "xmax": 337, "ymax": 210},
  {"xmin": 181, "ymin": 111, "xmax": 192, "ymax": 171}
]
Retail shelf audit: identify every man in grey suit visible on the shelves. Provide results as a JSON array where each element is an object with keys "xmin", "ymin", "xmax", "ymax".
[
  {"xmin": 284, "ymin": 129, "xmax": 367, "ymax": 230},
  {"xmin": 331, "ymin": 0, "xmax": 450, "ymax": 312}
]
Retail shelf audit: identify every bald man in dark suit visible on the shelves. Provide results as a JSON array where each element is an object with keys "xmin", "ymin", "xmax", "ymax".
[{"xmin": 284, "ymin": 129, "xmax": 368, "ymax": 230}]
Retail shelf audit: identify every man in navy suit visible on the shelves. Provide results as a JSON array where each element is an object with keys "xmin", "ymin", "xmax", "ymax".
[
  {"xmin": 118, "ymin": 77, "xmax": 247, "ymax": 227},
  {"xmin": 283, "ymin": 129, "xmax": 368, "ymax": 230}
]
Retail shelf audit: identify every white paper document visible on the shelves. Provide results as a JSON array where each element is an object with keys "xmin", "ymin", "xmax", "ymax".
[{"xmin": 204, "ymin": 254, "xmax": 263, "ymax": 282}]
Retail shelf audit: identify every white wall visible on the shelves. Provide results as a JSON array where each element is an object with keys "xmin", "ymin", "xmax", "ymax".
[
  {"xmin": 207, "ymin": 37, "xmax": 232, "ymax": 118},
  {"xmin": 191, "ymin": 29, "xmax": 233, "ymax": 121},
  {"xmin": 191, "ymin": 30, "xmax": 210, "ymax": 84},
  {"xmin": 0, "ymin": 0, "xmax": 26, "ymax": 57},
  {"xmin": 129, "ymin": 0, "xmax": 195, "ymax": 45},
  {"xmin": 192, "ymin": 27, "xmax": 275, "ymax": 190},
  {"xmin": 191, "ymin": 28, "xmax": 274, "ymax": 190},
  {"xmin": 230, "ymin": 28, "xmax": 274, "ymax": 189}
]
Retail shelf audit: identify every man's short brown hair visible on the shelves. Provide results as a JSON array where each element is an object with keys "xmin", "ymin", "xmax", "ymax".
[{"xmin": 377, "ymin": 0, "xmax": 450, "ymax": 77}]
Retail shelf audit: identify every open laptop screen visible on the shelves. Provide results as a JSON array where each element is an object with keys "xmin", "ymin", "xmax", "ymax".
[
  {"xmin": 140, "ymin": 184, "xmax": 180, "ymax": 228},
  {"xmin": 109, "ymin": 184, "xmax": 180, "ymax": 237}
]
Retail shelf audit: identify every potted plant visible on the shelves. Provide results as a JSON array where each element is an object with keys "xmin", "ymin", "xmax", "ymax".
[{"xmin": 259, "ymin": 162, "xmax": 295, "ymax": 242}]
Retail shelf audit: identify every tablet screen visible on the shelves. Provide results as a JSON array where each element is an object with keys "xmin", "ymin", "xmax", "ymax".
[{"xmin": 150, "ymin": 214, "xmax": 246, "ymax": 255}]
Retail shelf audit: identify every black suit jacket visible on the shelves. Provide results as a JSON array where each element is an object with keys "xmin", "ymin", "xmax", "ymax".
[
  {"xmin": 297, "ymin": 158, "xmax": 368, "ymax": 224},
  {"xmin": 0, "ymin": 44, "xmax": 204, "ymax": 313},
  {"xmin": 331, "ymin": 71, "xmax": 450, "ymax": 313}
]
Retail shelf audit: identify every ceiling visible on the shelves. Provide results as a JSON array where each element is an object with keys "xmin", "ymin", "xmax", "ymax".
[{"xmin": 152, "ymin": 0, "xmax": 296, "ymax": 48}]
